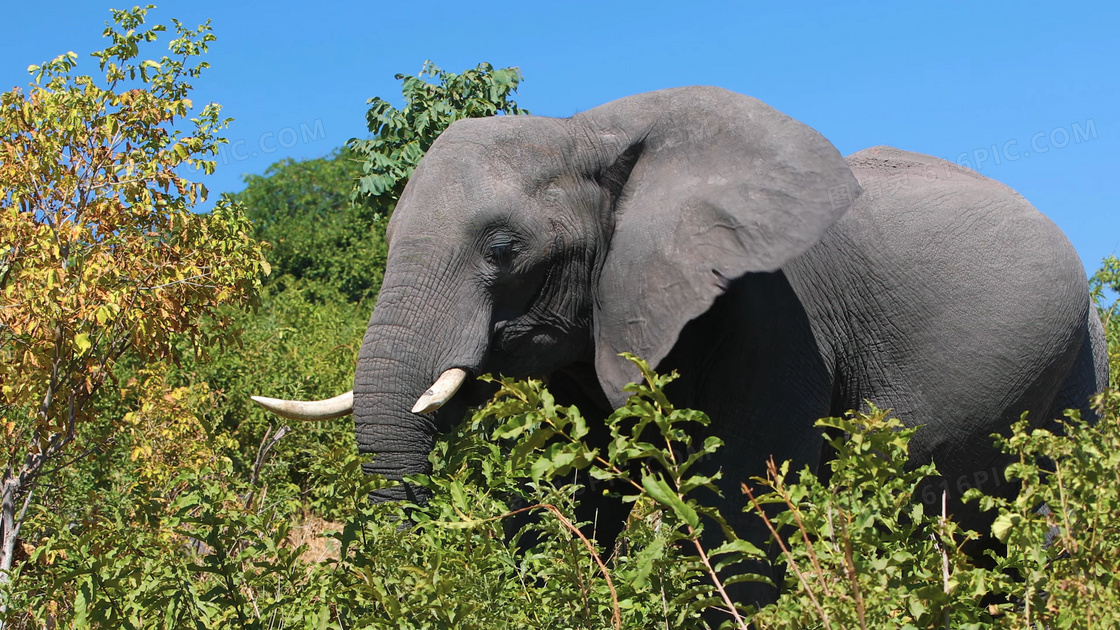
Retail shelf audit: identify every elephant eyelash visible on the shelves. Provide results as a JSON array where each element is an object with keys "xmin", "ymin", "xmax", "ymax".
[{"xmin": 486, "ymin": 241, "xmax": 518, "ymax": 266}]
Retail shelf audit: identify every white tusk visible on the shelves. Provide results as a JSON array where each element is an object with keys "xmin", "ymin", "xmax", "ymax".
[
  {"xmin": 411, "ymin": 368, "xmax": 468, "ymax": 414},
  {"xmin": 251, "ymin": 391, "xmax": 353, "ymax": 421}
]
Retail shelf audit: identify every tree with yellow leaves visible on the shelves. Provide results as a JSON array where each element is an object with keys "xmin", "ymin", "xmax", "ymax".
[{"xmin": 0, "ymin": 6, "xmax": 267, "ymax": 610}]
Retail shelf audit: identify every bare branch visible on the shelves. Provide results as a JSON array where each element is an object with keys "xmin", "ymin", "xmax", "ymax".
[{"xmin": 250, "ymin": 424, "xmax": 289, "ymax": 487}]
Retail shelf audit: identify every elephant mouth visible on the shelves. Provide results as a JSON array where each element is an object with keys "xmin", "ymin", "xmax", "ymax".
[
  {"xmin": 459, "ymin": 376, "xmax": 500, "ymax": 408},
  {"xmin": 488, "ymin": 318, "xmax": 592, "ymax": 379},
  {"xmin": 422, "ymin": 373, "xmax": 498, "ymax": 431}
]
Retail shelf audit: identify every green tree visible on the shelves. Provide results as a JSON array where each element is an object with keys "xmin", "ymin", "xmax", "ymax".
[
  {"xmin": 237, "ymin": 148, "xmax": 384, "ymax": 305},
  {"xmin": 1091, "ymin": 254, "xmax": 1120, "ymax": 383},
  {"xmin": 349, "ymin": 61, "xmax": 528, "ymax": 214},
  {"xmin": 0, "ymin": 6, "xmax": 266, "ymax": 613},
  {"xmin": 1091, "ymin": 255, "xmax": 1120, "ymax": 296}
]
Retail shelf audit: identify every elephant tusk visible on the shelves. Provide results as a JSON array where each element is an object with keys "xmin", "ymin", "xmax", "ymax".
[
  {"xmin": 251, "ymin": 391, "xmax": 354, "ymax": 421},
  {"xmin": 411, "ymin": 368, "xmax": 468, "ymax": 414}
]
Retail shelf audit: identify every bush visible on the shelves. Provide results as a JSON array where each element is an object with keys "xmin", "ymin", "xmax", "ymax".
[{"xmin": 8, "ymin": 352, "xmax": 1120, "ymax": 629}]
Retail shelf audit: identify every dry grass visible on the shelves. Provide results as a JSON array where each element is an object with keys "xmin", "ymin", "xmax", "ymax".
[{"xmin": 286, "ymin": 513, "xmax": 343, "ymax": 564}]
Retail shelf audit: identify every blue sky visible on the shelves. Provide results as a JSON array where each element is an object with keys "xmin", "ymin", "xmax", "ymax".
[{"xmin": 2, "ymin": 1, "xmax": 1117, "ymax": 273}]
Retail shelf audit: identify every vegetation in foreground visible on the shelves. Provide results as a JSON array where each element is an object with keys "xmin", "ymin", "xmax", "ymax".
[{"xmin": 3, "ymin": 7, "xmax": 1119, "ymax": 629}]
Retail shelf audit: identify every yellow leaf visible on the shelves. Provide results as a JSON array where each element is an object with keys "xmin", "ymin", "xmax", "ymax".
[{"xmin": 74, "ymin": 333, "xmax": 91, "ymax": 352}]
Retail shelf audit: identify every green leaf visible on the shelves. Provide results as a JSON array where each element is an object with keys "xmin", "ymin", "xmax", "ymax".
[
  {"xmin": 991, "ymin": 512, "xmax": 1019, "ymax": 542},
  {"xmin": 711, "ymin": 538, "xmax": 764, "ymax": 558},
  {"xmin": 449, "ymin": 478, "xmax": 469, "ymax": 511},
  {"xmin": 642, "ymin": 472, "xmax": 699, "ymax": 529}
]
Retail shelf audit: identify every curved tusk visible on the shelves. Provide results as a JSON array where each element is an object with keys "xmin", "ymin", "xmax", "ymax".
[
  {"xmin": 411, "ymin": 368, "xmax": 468, "ymax": 414},
  {"xmin": 251, "ymin": 391, "xmax": 353, "ymax": 421}
]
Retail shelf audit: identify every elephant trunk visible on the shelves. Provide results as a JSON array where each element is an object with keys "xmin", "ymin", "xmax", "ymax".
[
  {"xmin": 354, "ymin": 355, "xmax": 439, "ymax": 503},
  {"xmin": 353, "ymin": 265, "xmax": 489, "ymax": 503}
]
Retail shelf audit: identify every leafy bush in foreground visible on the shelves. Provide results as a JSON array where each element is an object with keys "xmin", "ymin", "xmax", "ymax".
[
  {"xmin": 964, "ymin": 400, "xmax": 1120, "ymax": 629},
  {"xmin": 748, "ymin": 410, "xmax": 991, "ymax": 630},
  {"xmin": 7, "ymin": 352, "xmax": 1120, "ymax": 629}
]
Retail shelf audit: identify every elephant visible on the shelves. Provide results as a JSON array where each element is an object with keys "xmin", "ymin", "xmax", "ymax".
[{"xmin": 252, "ymin": 86, "xmax": 1108, "ymax": 608}]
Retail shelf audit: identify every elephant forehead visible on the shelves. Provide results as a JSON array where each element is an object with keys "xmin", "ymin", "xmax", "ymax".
[
  {"xmin": 390, "ymin": 118, "xmax": 576, "ymax": 231},
  {"xmin": 391, "ymin": 152, "xmax": 519, "ymax": 229},
  {"xmin": 432, "ymin": 116, "xmax": 573, "ymax": 178}
]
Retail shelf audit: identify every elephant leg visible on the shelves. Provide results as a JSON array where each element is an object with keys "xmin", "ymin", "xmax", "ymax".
[
  {"xmin": 1043, "ymin": 298, "xmax": 1109, "ymax": 429},
  {"xmin": 660, "ymin": 272, "xmax": 837, "ymax": 617},
  {"xmin": 504, "ymin": 366, "xmax": 634, "ymax": 555},
  {"xmin": 501, "ymin": 470, "xmax": 632, "ymax": 557}
]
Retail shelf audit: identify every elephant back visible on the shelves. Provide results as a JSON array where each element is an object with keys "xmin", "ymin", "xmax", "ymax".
[{"xmin": 785, "ymin": 145, "xmax": 1089, "ymax": 438}]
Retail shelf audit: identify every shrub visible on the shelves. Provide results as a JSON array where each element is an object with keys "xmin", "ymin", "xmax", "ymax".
[{"xmin": 7, "ymin": 353, "xmax": 1120, "ymax": 628}]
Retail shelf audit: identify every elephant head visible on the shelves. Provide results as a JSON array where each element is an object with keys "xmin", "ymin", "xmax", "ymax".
[{"xmin": 253, "ymin": 86, "xmax": 859, "ymax": 501}]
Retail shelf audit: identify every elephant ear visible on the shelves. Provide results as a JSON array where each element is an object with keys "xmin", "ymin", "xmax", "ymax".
[{"xmin": 576, "ymin": 87, "xmax": 859, "ymax": 405}]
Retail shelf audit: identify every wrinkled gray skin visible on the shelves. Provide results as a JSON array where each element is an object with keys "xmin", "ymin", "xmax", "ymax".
[{"xmin": 352, "ymin": 87, "xmax": 1108, "ymax": 607}]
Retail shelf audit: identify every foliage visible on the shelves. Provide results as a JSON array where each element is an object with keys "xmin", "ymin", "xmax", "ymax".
[
  {"xmin": 961, "ymin": 401, "xmax": 1120, "ymax": 629},
  {"xmin": 348, "ymin": 61, "xmax": 528, "ymax": 213},
  {"xmin": 235, "ymin": 149, "xmax": 384, "ymax": 306},
  {"xmin": 0, "ymin": 4, "xmax": 265, "ymax": 601},
  {"xmin": 458, "ymin": 355, "xmax": 763, "ymax": 627},
  {"xmin": 3, "ymin": 357, "xmax": 708, "ymax": 629},
  {"xmin": 7, "ymin": 344, "xmax": 1120, "ymax": 628},
  {"xmin": 9, "ymin": 450, "xmax": 327, "ymax": 629},
  {"xmin": 1091, "ymin": 254, "xmax": 1120, "ymax": 383},
  {"xmin": 1090, "ymin": 255, "xmax": 1120, "ymax": 297},
  {"xmin": 481, "ymin": 355, "xmax": 775, "ymax": 626},
  {"xmin": 749, "ymin": 411, "xmax": 995, "ymax": 629}
]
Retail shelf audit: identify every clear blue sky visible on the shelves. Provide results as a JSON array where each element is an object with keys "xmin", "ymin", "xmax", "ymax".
[{"xmin": 2, "ymin": 1, "xmax": 1117, "ymax": 273}]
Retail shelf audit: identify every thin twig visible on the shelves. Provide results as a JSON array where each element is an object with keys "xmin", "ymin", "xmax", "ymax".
[
  {"xmin": 1053, "ymin": 461, "xmax": 1075, "ymax": 554},
  {"xmin": 684, "ymin": 524, "xmax": 750, "ymax": 629},
  {"xmin": 245, "ymin": 425, "xmax": 289, "ymax": 509},
  {"xmin": 841, "ymin": 516, "xmax": 867, "ymax": 630},
  {"xmin": 742, "ymin": 482, "xmax": 833, "ymax": 630},
  {"xmin": 526, "ymin": 503, "xmax": 622, "ymax": 630},
  {"xmin": 29, "ymin": 438, "xmax": 111, "ymax": 481},
  {"xmin": 939, "ymin": 490, "xmax": 951, "ymax": 629},
  {"xmin": 767, "ymin": 457, "xmax": 833, "ymax": 599}
]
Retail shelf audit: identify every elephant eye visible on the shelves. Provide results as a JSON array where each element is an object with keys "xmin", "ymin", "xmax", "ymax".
[{"xmin": 487, "ymin": 242, "xmax": 516, "ymax": 266}]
